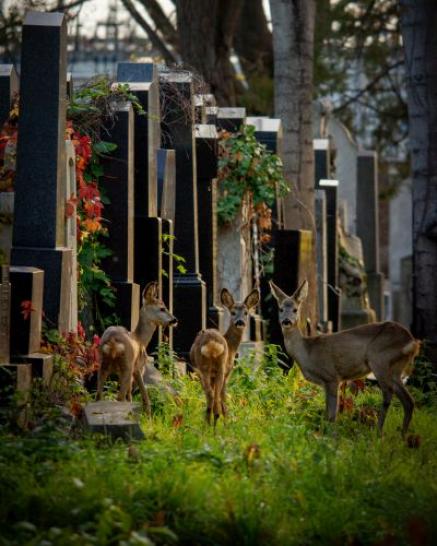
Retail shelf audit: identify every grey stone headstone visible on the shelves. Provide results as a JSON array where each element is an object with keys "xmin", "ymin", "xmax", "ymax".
[
  {"xmin": 117, "ymin": 62, "xmax": 155, "ymax": 83},
  {"xmin": 0, "ymin": 64, "xmax": 19, "ymax": 127},
  {"xmin": 83, "ymin": 401, "xmax": 144, "ymax": 441},
  {"xmin": 315, "ymin": 191, "xmax": 328, "ymax": 324},
  {"xmin": 157, "ymin": 148, "xmax": 176, "ymax": 223}
]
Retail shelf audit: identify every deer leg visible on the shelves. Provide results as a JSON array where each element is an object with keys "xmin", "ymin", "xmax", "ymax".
[
  {"xmin": 198, "ymin": 374, "xmax": 214, "ymax": 425},
  {"xmin": 96, "ymin": 367, "xmax": 110, "ymax": 401},
  {"xmin": 117, "ymin": 369, "xmax": 132, "ymax": 402},
  {"xmin": 213, "ymin": 369, "xmax": 225, "ymax": 428},
  {"xmin": 324, "ymin": 382, "xmax": 339, "ymax": 422},
  {"xmin": 377, "ymin": 384, "xmax": 393, "ymax": 435},
  {"xmin": 133, "ymin": 369, "xmax": 152, "ymax": 416},
  {"xmin": 393, "ymin": 380, "xmax": 414, "ymax": 437}
]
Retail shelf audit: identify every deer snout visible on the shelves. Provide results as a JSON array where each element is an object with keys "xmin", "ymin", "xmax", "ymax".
[
  {"xmin": 235, "ymin": 319, "xmax": 245, "ymax": 328},
  {"xmin": 281, "ymin": 318, "xmax": 292, "ymax": 327},
  {"xmin": 169, "ymin": 317, "xmax": 178, "ymax": 326}
]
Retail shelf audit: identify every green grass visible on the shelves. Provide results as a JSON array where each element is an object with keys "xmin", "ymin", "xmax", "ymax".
[{"xmin": 1, "ymin": 351, "xmax": 436, "ymax": 546}]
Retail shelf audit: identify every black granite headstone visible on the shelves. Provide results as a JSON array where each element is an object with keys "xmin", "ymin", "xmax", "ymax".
[
  {"xmin": 216, "ymin": 107, "xmax": 246, "ymax": 133},
  {"xmin": 195, "ymin": 124, "xmax": 224, "ymax": 331},
  {"xmin": 11, "ymin": 11, "xmax": 72, "ymax": 331},
  {"xmin": 0, "ymin": 65, "xmax": 19, "ymax": 127},
  {"xmin": 160, "ymin": 70, "xmax": 206, "ymax": 359},
  {"xmin": 100, "ymin": 102, "xmax": 140, "ymax": 330}
]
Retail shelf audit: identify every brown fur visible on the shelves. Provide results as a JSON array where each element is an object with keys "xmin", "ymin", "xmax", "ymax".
[
  {"xmin": 270, "ymin": 280, "xmax": 419, "ymax": 436},
  {"xmin": 190, "ymin": 288, "xmax": 260, "ymax": 425},
  {"xmin": 97, "ymin": 281, "xmax": 177, "ymax": 414}
]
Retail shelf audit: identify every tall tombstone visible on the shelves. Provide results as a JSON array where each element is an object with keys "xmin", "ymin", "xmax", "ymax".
[
  {"xmin": 0, "ymin": 65, "xmax": 19, "ymax": 126},
  {"xmin": 314, "ymin": 138, "xmax": 340, "ymax": 331},
  {"xmin": 65, "ymin": 140, "xmax": 78, "ymax": 332},
  {"xmin": 216, "ymin": 107, "xmax": 246, "ymax": 133},
  {"xmin": 100, "ymin": 102, "xmax": 140, "ymax": 330},
  {"xmin": 271, "ymin": 230, "xmax": 313, "ymax": 368},
  {"xmin": 116, "ymin": 63, "xmax": 163, "ymax": 301},
  {"xmin": 11, "ymin": 12, "xmax": 72, "ymax": 331},
  {"xmin": 159, "ymin": 70, "xmax": 206, "ymax": 359},
  {"xmin": 315, "ymin": 190, "xmax": 328, "ymax": 326},
  {"xmin": 157, "ymin": 148, "xmax": 176, "ymax": 347},
  {"xmin": 357, "ymin": 151, "xmax": 384, "ymax": 320},
  {"xmin": 195, "ymin": 124, "xmax": 224, "ymax": 331}
]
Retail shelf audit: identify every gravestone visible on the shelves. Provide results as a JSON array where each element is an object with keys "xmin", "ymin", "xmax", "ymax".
[
  {"xmin": 195, "ymin": 124, "xmax": 224, "ymax": 330},
  {"xmin": 11, "ymin": 11, "xmax": 72, "ymax": 331},
  {"xmin": 157, "ymin": 148, "xmax": 176, "ymax": 346},
  {"xmin": 66, "ymin": 72, "xmax": 73, "ymax": 100},
  {"xmin": 159, "ymin": 69, "xmax": 206, "ymax": 359},
  {"xmin": 357, "ymin": 151, "xmax": 384, "ymax": 320},
  {"xmin": 315, "ymin": 190, "xmax": 328, "ymax": 326},
  {"xmin": 194, "ymin": 94, "xmax": 216, "ymax": 124},
  {"xmin": 205, "ymin": 106, "xmax": 218, "ymax": 125},
  {"xmin": 83, "ymin": 401, "xmax": 144, "ymax": 440},
  {"xmin": 0, "ymin": 65, "xmax": 19, "ymax": 126},
  {"xmin": 314, "ymin": 138, "xmax": 341, "ymax": 331},
  {"xmin": 116, "ymin": 63, "xmax": 163, "ymax": 306},
  {"xmin": 216, "ymin": 107, "xmax": 246, "ymax": 133},
  {"xmin": 0, "ymin": 265, "xmax": 33, "ymax": 415},
  {"xmin": 100, "ymin": 102, "xmax": 140, "ymax": 330},
  {"xmin": 271, "ymin": 230, "xmax": 313, "ymax": 368}
]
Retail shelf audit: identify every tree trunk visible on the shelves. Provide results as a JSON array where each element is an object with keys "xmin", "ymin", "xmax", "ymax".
[
  {"xmin": 400, "ymin": 0, "xmax": 437, "ymax": 362},
  {"xmin": 176, "ymin": 0, "xmax": 243, "ymax": 105},
  {"xmin": 270, "ymin": 0, "xmax": 318, "ymax": 327}
]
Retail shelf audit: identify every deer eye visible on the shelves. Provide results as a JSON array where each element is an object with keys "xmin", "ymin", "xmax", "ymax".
[
  {"xmin": 231, "ymin": 310, "xmax": 236, "ymax": 316},
  {"xmin": 293, "ymin": 308, "xmax": 297, "ymax": 313},
  {"xmin": 279, "ymin": 308, "xmax": 284, "ymax": 313}
]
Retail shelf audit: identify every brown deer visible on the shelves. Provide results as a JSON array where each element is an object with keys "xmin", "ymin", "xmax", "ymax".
[
  {"xmin": 190, "ymin": 288, "xmax": 260, "ymax": 425},
  {"xmin": 97, "ymin": 281, "xmax": 177, "ymax": 414},
  {"xmin": 270, "ymin": 280, "xmax": 419, "ymax": 436}
]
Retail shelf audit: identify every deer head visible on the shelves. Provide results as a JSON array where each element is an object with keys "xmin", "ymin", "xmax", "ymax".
[
  {"xmin": 270, "ymin": 280, "xmax": 308, "ymax": 330},
  {"xmin": 140, "ymin": 281, "xmax": 178, "ymax": 327},
  {"xmin": 220, "ymin": 288, "xmax": 260, "ymax": 330}
]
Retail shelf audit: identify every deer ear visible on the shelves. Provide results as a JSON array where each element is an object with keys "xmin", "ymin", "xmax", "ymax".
[
  {"xmin": 269, "ymin": 281, "xmax": 288, "ymax": 304},
  {"xmin": 221, "ymin": 288, "xmax": 235, "ymax": 309},
  {"xmin": 244, "ymin": 288, "xmax": 260, "ymax": 310},
  {"xmin": 142, "ymin": 281, "xmax": 158, "ymax": 303},
  {"xmin": 293, "ymin": 280, "xmax": 308, "ymax": 304}
]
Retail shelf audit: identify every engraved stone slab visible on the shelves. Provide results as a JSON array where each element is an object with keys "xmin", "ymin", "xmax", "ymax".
[{"xmin": 83, "ymin": 401, "xmax": 144, "ymax": 440}]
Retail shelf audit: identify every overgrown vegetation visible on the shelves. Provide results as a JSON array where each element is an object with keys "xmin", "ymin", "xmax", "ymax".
[{"xmin": 1, "ymin": 347, "xmax": 436, "ymax": 546}]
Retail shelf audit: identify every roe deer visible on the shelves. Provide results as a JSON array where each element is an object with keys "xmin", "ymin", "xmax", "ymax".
[
  {"xmin": 97, "ymin": 281, "xmax": 177, "ymax": 414},
  {"xmin": 270, "ymin": 280, "xmax": 419, "ymax": 436},
  {"xmin": 190, "ymin": 288, "xmax": 260, "ymax": 425}
]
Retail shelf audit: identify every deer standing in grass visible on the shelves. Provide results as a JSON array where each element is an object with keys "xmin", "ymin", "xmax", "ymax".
[
  {"xmin": 97, "ymin": 281, "xmax": 177, "ymax": 414},
  {"xmin": 270, "ymin": 280, "xmax": 419, "ymax": 436},
  {"xmin": 190, "ymin": 288, "xmax": 260, "ymax": 425}
]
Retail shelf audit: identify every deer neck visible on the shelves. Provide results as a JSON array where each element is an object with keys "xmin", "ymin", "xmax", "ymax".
[
  {"xmin": 283, "ymin": 326, "xmax": 311, "ymax": 369},
  {"xmin": 224, "ymin": 323, "xmax": 245, "ymax": 360},
  {"xmin": 133, "ymin": 313, "xmax": 157, "ymax": 350}
]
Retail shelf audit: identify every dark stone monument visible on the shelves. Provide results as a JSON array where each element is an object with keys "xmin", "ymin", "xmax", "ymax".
[
  {"xmin": 315, "ymin": 191, "xmax": 329, "ymax": 326},
  {"xmin": 271, "ymin": 230, "xmax": 313, "ymax": 368},
  {"xmin": 195, "ymin": 124, "xmax": 224, "ymax": 331},
  {"xmin": 216, "ymin": 107, "xmax": 246, "ymax": 132},
  {"xmin": 0, "ymin": 65, "xmax": 19, "ymax": 126},
  {"xmin": 314, "ymin": 138, "xmax": 341, "ymax": 331},
  {"xmin": 100, "ymin": 102, "xmax": 140, "ymax": 330},
  {"xmin": 357, "ymin": 151, "xmax": 384, "ymax": 320},
  {"xmin": 66, "ymin": 72, "xmax": 73, "ymax": 100},
  {"xmin": 11, "ymin": 11, "xmax": 72, "ymax": 331},
  {"xmin": 205, "ymin": 106, "xmax": 218, "ymax": 125},
  {"xmin": 159, "ymin": 70, "xmax": 206, "ymax": 359}
]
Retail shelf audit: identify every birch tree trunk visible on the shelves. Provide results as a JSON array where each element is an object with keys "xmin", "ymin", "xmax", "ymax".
[
  {"xmin": 270, "ymin": 0, "xmax": 318, "ymax": 326},
  {"xmin": 400, "ymin": 0, "xmax": 437, "ymax": 363}
]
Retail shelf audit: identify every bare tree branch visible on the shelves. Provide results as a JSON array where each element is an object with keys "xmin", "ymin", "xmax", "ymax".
[
  {"xmin": 49, "ymin": 0, "xmax": 92, "ymax": 12},
  {"xmin": 333, "ymin": 59, "xmax": 404, "ymax": 113},
  {"xmin": 137, "ymin": 0, "xmax": 178, "ymax": 48},
  {"xmin": 120, "ymin": 0, "xmax": 178, "ymax": 64}
]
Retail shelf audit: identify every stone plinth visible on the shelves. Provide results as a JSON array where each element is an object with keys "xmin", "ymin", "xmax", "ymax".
[{"xmin": 83, "ymin": 401, "xmax": 144, "ymax": 440}]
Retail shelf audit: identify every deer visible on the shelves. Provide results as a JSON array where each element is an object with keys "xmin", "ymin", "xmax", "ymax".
[
  {"xmin": 190, "ymin": 287, "xmax": 260, "ymax": 426},
  {"xmin": 97, "ymin": 281, "xmax": 177, "ymax": 415},
  {"xmin": 270, "ymin": 280, "xmax": 420, "ymax": 436}
]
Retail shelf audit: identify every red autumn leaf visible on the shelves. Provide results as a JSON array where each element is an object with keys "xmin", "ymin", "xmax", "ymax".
[
  {"xmin": 20, "ymin": 300, "xmax": 35, "ymax": 320},
  {"xmin": 79, "ymin": 182, "xmax": 100, "ymax": 201}
]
